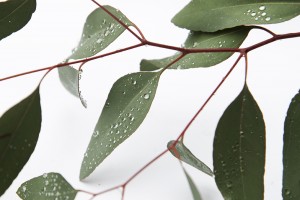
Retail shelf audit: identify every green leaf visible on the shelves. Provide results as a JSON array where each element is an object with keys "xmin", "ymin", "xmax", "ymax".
[
  {"xmin": 58, "ymin": 66, "xmax": 79, "ymax": 97},
  {"xmin": 140, "ymin": 26, "xmax": 251, "ymax": 71},
  {"xmin": 168, "ymin": 140, "xmax": 213, "ymax": 176},
  {"xmin": 172, "ymin": 0, "xmax": 300, "ymax": 32},
  {"xmin": 69, "ymin": 5, "xmax": 133, "ymax": 60},
  {"xmin": 80, "ymin": 72, "xmax": 161, "ymax": 179},
  {"xmin": 0, "ymin": 87, "xmax": 41, "ymax": 196},
  {"xmin": 17, "ymin": 172, "xmax": 77, "ymax": 200},
  {"xmin": 182, "ymin": 167, "xmax": 203, "ymax": 200},
  {"xmin": 0, "ymin": 0, "xmax": 36, "ymax": 40},
  {"xmin": 282, "ymin": 90, "xmax": 300, "ymax": 200},
  {"xmin": 213, "ymin": 85, "xmax": 265, "ymax": 200}
]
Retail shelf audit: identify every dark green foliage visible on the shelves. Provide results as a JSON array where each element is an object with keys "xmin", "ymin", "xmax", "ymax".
[
  {"xmin": 0, "ymin": 87, "xmax": 41, "ymax": 196},
  {"xmin": 283, "ymin": 90, "xmax": 300, "ymax": 200},
  {"xmin": 141, "ymin": 26, "xmax": 252, "ymax": 71},
  {"xmin": 0, "ymin": 0, "xmax": 36, "ymax": 40},
  {"xmin": 80, "ymin": 72, "xmax": 161, "ymax": 179},
  {"xmin": 17, "ymin": 173, "xmax": 77, "ymax": 200},
  {"xmin": 172, "ymin": 0, "xmax": 300, "ymax": 32},
  {"xmin": 213, "ymin": 85, "xmax": 265, "ymax": 200}
]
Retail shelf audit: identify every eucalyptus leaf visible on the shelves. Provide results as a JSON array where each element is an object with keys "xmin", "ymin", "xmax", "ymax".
[
  {"xmin": 80, "ymin": 72, "xmax": 161, "ymax": 179},
  {"xmin": 58, "ymin": 66, "xmax": 79, "ymax": 97},
  {"xmin": 0, "ymin": 0, "xmax": 36, "ymax": 40},
  {"xmin": 17, "ymin": 172, "xmax": 77, "ymax": 200},
  {"xmin": 172, "ymin": 0, "xmax": 300, "ymax": 32},
  {"xmin": 0, "ymin": 87, "xmax": 41, "ymax": 196},
  {"xmin": 168, "ymin": 140, "xmax": 213, "ymax": 176},
  {"xmin": 69, "ymin": 5, "xmax": 133, "ymax": 60},
  {"xmin": 182, "ymin": 167, "xmax": 203, "ymax": 200},
  {"xmin": 140, "ymin": 26, "xmax": 251, "ymax": 71},
  {"xmin": 213, "ymin": 85, "xmax": 265, "ymax": 200},
  {"xmin": 282, "ymin": 90, "xmax": 300, "ymax": 200}
]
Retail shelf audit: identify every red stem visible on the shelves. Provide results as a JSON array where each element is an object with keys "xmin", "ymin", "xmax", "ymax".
[{"xmin": 177, "ymin": 54, "xmax": 244, "ymax": 140}]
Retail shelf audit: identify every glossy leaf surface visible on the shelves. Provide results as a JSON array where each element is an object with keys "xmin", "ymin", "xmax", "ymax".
[
  {"xmin": 0, "ymin": 0, "xmax": 36, "ymax": 40},
  {"xmin": 69, "ymin": 5, "xmax": 133, "ymax": 60},
  {"xmin": 17, "ymin": 173, "xmax": 77, "ymax": 200},
  {"xmin": 0, "ymin": 87, "xmax": 41, "ymax": 196},
  {"xmin": 172, "ymin": 0, "xmax": 300, "ymax": 32},
  {"xmin": 80, "ymin": 72, "xmax": 160, "ymax": 179},
  {"xmin": 213, "ymin": 85, "xmax": 265, "ymax": 200},
  {"xmin": 140, "ymin": 26, "xmax": 251, "ymax": 71},
  {"xmin": 283, "ymin": 90, "xmax": 300, "ymax": 199},
  {"xmin": 58, "ymin": 66, "xmax": 79, "ymax": 97},
  {"xmin": 168, "ymin": 140, "xmax": 213, "ymax": 176},
  {"xmin": 183, "ymin": 167, "xmax": 202, "ymax": 200}
]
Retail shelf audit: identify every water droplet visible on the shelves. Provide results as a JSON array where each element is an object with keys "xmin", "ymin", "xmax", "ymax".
[
  {"xmin": 285, "ymin": 189, "xmax": 291, "ymax": 196},
  {"xmin": 143, "ymin": 93, "xmax": 150, "ymax": 100},
  {"xmin": 265, "ymin": 17, "xmax": 271, "ymax": 21},
  {"xmin": 96, "ymin": 38, "xmax": 103, "ymax": 44},
  {"xmin": 43, "ymin": 173, "xmax": 48, "ymax": 178},
  {"xmin": 261, "ymin": 12, "xmax": 266, "ymax": 16},
  {"xmin": 226, "ymin": 181, "xmax": 233, "ymax": 189},
  {"xmin": 104, "ymin": 30, "xmax": 109, "ymax": 36},
  {"xmin": 105, "ymin": 102, "xmax": 110, "ymax": 107},
  {"xmin": 251, "ymin": 12, "xmax": 256, "ymax": 16},
  {"xmin": 22, "ymin": 186, "xmax": 27, "ymax": 192},
  {"xmin": 132, "ymin": 80, "xmax": 137, "ymax": 85},
  {"xmin": 93, "ymin": 131, "xmax": 99, "ymax": 137},
  {"xmin": 259, "ymin": 5, "xmax": 266, "ymax": 11}
]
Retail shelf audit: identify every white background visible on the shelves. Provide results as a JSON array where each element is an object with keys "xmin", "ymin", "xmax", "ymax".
[{"xmin": 1, "ymin": 0, "xmax": 300, "ymax": 199}]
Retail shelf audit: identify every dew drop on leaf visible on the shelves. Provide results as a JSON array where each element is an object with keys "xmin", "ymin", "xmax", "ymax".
[
  {"xmin": 143, "ymin": 93, "xmax": 150, "ymax": 100},
  {"xmin": 259, "ymin": 6, "xmax": 266, "ymax": 11}
]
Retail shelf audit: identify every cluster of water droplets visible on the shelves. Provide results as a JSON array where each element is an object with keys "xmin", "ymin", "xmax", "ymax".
[
  {"xmin": 78, "ymin": 69, "xmax": 87, "ymax": 108},
  {"xmin": 18, "ymin": 173, "xmax": 75, "ymax": 200},
  {"xmin": 82, "ymin": 73, "xmax": 158, "ymax": 173},
  {"xmin": 244, "ymin": 5, "xmax": 271, "ymax": 22}
]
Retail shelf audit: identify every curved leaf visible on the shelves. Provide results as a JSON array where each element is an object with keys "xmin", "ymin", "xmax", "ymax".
[
  {"xmin": 140, "ymin": 26, "xmax": 251, "ymax": 71},
  {"xmin": 172, "ymin": 0, "xmax": 300, "ymax": 32},
  {"xmin": 213, "ymin": 85, "xmax": 265, "ymax": 200},
  {"xmin": 168, "ymin": 140, "xmax": 213, "ymax": 176},
  {"xmin": 0, "ymin": 87, "xmax": 41, "ymax": 196},
  {"xmin": 80, "ymin": 72, "xmax": 161, "ymax": 179},
  {"xmin": 282, "ymin": 90, "xmax": 300, "ymax": 199},
  {"xmin": 0, "ymin": 0, "xmax": 36, "ymax": 40},
  {"xmin": 182, "ymin": 167, "xmax": 203, "ymax": 200},
  {"xmin": 58, "ymin": 66, "xmax": 79, "ymax": 97},
  {"xmin": 69, "ymin": 5, "xmax": 133, "ymax": 60},
  {"xmin": 17, "ymin": 173, "xmax": 77, "ymax": 200}
]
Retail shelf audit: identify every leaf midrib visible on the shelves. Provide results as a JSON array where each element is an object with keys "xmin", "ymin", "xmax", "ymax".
[{"xmin": 0, "ymin": 0, "xmax": 31, "ymax": 22}]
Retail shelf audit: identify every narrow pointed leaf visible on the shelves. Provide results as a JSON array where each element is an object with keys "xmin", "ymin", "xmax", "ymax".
[
  {"xmin": 0, "ymin": 0, "xmax": 36, "ymax": 40},
  {"xmin": 282, "ymin": 90, "xmax": 300, "ymax": 199},
  {"xmin": 80, "ymin": 72, "xmax": 160, "ymax": 179},
  {"xmin": 69, "ymin": 5, "xmax": 133, "ymax": 60},
  {"xmin": 0, "ymin": 87, "xmax": 42, "ymax": 196},
  {"xmin": 17, "ymin": 173, "xmax": 77, "ymax": 200},
  {"xmin": 213, "ymin": 85, "xmax": 265, "ymax": 200},
  {"xmin": 58, "ymin": 66, "xmax": 79, "ymax": 97},
  {"xmin": 140, "ymin": 26, "xmax": 251, "ymax": 71},
  {"xmin": 168, "ymin": 140, "xmax": 213, "ymax": 176},
  {"xmin": 172, "ymin": 0, "xmax": 300, "ymax": 32},
  {"xmin": 182, "ymin": 167, "xmax": 203, "ymax": 200}
]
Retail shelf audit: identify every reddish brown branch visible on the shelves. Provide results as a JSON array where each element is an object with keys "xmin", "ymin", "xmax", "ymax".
[{"xmin": 0, "ymin": 43, "xmax": 144, "ymax": 82}]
